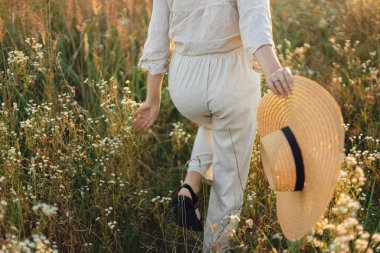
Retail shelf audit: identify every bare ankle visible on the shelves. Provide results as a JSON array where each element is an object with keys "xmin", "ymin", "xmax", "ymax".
[{"xmin": 184, "ymin": 182, "xmax": 199, "ymax": 194}]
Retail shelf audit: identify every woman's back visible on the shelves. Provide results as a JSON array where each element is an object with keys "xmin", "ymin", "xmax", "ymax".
[
  {"xmin": 167, "ymin": 0, "xmax": 242, "ymax": 56},
  {"xmin": 138, "ymin": 0, "xmax": 275, "ymax": 75}
]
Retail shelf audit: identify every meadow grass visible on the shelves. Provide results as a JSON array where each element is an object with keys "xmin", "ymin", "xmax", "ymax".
[{"xmin": 0, "ymin": 0, "xmax": 379, "ymax": 252}]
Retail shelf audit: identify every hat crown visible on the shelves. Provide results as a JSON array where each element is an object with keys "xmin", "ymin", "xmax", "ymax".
[{"xmin": 260, "ymin": 126, "xmax": 304, "ymax": 192}]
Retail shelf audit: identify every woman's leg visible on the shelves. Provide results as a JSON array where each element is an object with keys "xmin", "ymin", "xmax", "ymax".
[
  {"xmin": 202, "ymin": 111, "xmax": 258, "ymax": 252},
  {"xmin": 201, "ymin": 48, "xmax": 262, "ymax": 252},
  {"xmin": 168, "ymin": 52, "xmax": 214, "ymax": 220},
  {"xmin": 178, "ymin": 125, "xmax": 214, "ymax": 219},
  {"xmin": 187, "ymin": 125, "xmax": 214, "ymax": 182}
]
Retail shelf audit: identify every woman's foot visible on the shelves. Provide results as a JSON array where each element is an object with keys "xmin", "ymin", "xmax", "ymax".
[
  {"xmin": 179, "ymin": 171, "xmax": 202, "ymax": 220},
  {"xmin": 178, "ymin": 187, "xmax": 201, "ymax": 220},
  {"xmin": 171, "ymin": 171, "xmax": 203, "ymax": 231}
]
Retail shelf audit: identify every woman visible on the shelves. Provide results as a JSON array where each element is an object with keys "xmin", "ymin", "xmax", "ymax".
[{"xmin": 133, "ymin": 0, "xmax": 293, "ymax": 251}]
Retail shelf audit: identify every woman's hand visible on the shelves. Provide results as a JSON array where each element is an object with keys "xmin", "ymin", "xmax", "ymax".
[
  {"xmin": 265, "ymin": 67, "xmax": 294, "ymax": 98},
  {"xmin": 133, "ymin": 72, "xmax": 164, "ymax": 132},
  {"xmin": 133, "ymin": 99, "xmax": 160, "ymax": 132},
  {"xmin": 252, "ymin": 45, "xmax": 294, "ymax": 99}
]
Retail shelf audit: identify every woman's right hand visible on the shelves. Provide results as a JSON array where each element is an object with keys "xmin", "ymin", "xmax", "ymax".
[
  {"xmin": 265, "ymin": 67, "xmax": 294, "ymax": 98},
  {"xmin": 133, "ymin": 100, "xmax": 160, "ymax": 132}
]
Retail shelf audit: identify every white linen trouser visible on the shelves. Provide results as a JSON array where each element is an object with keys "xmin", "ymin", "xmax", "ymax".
[{"xmin": 168, "ymin": 46, "xmax": 261, "ymax": 252}]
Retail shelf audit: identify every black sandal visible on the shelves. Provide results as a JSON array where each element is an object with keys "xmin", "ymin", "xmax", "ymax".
[{"xmin": 171, "ymin": 183, "xmax": 203, "ymax": 231}]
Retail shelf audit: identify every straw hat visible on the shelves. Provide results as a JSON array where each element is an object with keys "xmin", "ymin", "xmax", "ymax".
[{"xmin": 257, "ymin": 75, "xmax": 345, "ymax": 241}]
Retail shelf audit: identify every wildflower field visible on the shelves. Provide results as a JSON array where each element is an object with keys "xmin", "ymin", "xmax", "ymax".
[{"xmin": 0, "ymin": 0, "xmax": 379, "ymax": 252}]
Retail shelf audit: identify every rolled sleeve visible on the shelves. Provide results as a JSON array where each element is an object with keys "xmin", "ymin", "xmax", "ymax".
[
  {"xmin": 138, "ymin": 0, "xmax": 171, "ymax": 75},
  {"xmin": 237, "ymin": 0, "xmax": 275, "ymax": 63}
]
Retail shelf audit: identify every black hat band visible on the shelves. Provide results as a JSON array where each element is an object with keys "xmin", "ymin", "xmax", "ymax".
[{"xmin": 281, "ymin": 126, "xmax": 305, "ymax": 191}]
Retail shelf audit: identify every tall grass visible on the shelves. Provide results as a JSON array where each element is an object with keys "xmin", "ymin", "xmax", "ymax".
[{"xmin": 0, "ymin": 0, "xmax": 379, "ymax": 252}]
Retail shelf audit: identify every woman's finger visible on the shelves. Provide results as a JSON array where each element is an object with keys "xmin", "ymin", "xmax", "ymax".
[
  {"xmin": 269, "ymin": 80, "xmax": 280, "ymax": 96},
  {"xmin": 133, "ymin": 103, "xmax": 149, "ymax": 119},
  {"xmin": 277, "ymin": 74, "xmax": 289, "ymax": 97},
  {"xmin": 146, "ymin": 118, "xmax": 155, "ymax": 128},
  {"xmin": 132, "ymin": 114, "xmax": 139, "ymax": 126},
  {"xmin": 134, "ymin": 116, "xmax": 147, "ymax": 131},
  {"xmin": 136, "ymin": 107, "xmax": 145, "ymax": 116},
  {"xmin": 267, "ymin": 75, "xmax": 280, "ymax": 96},
  {"xmin": 281, "ymin": 69, "xmax": 292, "ymax": 96},
  {"xmin": 133, "ymin": 114, "xmax": 142, "ymax": 127},
  {"xmin": 133, "ymin": 119, "xmax": 142, "ymax": 131},
  {"xmin": 273, "ymin": 81, "xmax": 282, "ymax": 96},
  {"xmin": 141, "ymin": 118, "xmax": 151, "ymax": 131},
  {"xmin": 284, "ymin": 67, "xmax": 293, "ymax": 88},
  {"xmin": 274, "ymin": 79, "xmax": 287, "ymax": 98},
  {"xmin": 132, "ymin": 110, "xmax": 143, "ymax": 121}
]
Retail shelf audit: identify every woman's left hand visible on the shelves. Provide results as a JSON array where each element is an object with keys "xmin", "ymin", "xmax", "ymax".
[{"xmin": 265, "ymin": 67, "xmax": 294, "ymax": 98}]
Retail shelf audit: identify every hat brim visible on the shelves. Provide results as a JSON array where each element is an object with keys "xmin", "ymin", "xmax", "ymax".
[{"xmin": 257, "ymin": 75, "xmax": 345, "ymax": 240}]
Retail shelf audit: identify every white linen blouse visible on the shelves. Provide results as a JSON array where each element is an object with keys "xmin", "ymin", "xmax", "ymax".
[{"xmin": 138, "ymin": 0, "xmax": 275, "ymax": 75}]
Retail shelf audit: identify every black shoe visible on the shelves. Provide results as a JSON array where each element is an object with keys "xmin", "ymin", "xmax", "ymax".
[{"xmin": 171, "ymin": 183, "xmax": 203, "ymax": 232}]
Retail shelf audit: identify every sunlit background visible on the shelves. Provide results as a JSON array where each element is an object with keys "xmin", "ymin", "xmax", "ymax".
[{"xmin": 0, "ymin": 0, "xmax": 379, "ymax": 252}]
